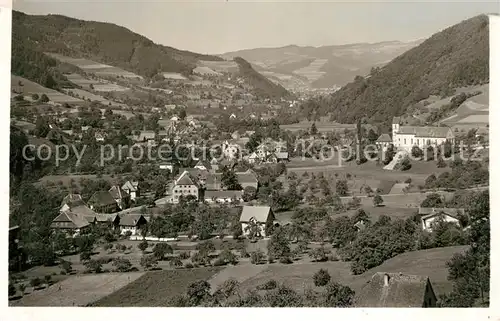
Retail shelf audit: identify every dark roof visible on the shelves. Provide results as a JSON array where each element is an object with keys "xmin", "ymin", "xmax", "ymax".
[
  {"xmin": 51, "ymin": 211, "xmax": 90, "ymax": 229},
  {"xmin": 88, "ymin": 191, "xmax": 117, "ymax": 206},
  {"xmin": 396, "ymin": 126, "xmax": 453, "ymax": 138},
  {"xmin": 109, "ymin": 185, "xmax": 126, "ymax": 199},
  {"xmin": 121, "ymin": 180, "xmax": 139, "ymax": 192},
  {"xmin": 236, "ymin": 171, "xmax": 258, "ymax": 184},
  {"xmin": 205, "ymin": 190, "xmax": 243, "ymax": 199},
  {"xmin": 239, "ymin": 206, "xmax": 272, "ymax": 223},
  {"xmin": 175, "ymin": 170, "xmax": 197, "ymax": 186},
  {"xmin": 355, "ymin": 272, "xmax": 434, "ymax": 307},
  {"xmin": 195, "ymin": 160, "xmax": 212, "ymax": 170},
  {"xmin": 119, "ymin": 214, "xmax": 146, "ymax": 227},
  {"xmin": 96, "ymin": 214, "xmax": 119, "ymax": 223},
  {"xmin": 376, "ymin": 133, "xmax": 392, "ymax": 143}
]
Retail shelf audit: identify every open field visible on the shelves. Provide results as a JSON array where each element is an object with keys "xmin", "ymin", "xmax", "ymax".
[
  {"xmin": 12, "ymin": 75, "xmax": 84, "ymax": 103},
  {"xmin": 350, "ymin": 245, "xmax": 469, "ymax": 296},
  {"xmin": 64, "ymin": 88, "xmax": 127, "ymax": 107},
  {"xmin": 162, "ymin": 72, "xmax": 187, "ymax": 80},
  {"xmin": 91, "ymin": 268, "xmax": 222, "ymax": 306},
  {"xmin": 48, "ymin": 53, "xmax": 143, "ymax": 79},
  {"xmin": 35, "ymin": 174, "xmax": 126, "ymax": 190},
  {"xmin": 11, "ymin": 272, "xmax": 145, "ymax": 306},
  {"xmin": 199, "ymin": 60, "xmax": 239, "ymax": 73}
]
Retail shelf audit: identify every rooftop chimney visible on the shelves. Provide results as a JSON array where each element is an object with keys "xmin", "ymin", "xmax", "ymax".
[{"xmin": 384, "ymin": 274, "xmax": 390, "ymax": 286}]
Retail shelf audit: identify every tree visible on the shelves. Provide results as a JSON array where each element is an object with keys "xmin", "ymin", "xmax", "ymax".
[
  {"xmin": 425, "ymin": 174, "xmax": 437, "ymax": 188},
  {"xmin": 373, "ymin": 194, "xmax": 384, "ymax": 207},
  {"xmin": 31, "ymin": 93, "xmax": 39, "ymax": 101},
  {"xmin": 323, "ymin": 282, "xmax": 355, "ymax": 307},
  {"xmin": 153, "ymin": 242, "xmax": 173, "ymax": 260},
  {"xmin": 84, "ymin": 259, "xmax": 103, "ymax": 273},
  {"xmin": 421, "ymin": 193, "xmax": 444, "ymax": 208},
  {"xmin": 60, "ymin": 260, "xmax": 73, "ymax": 274},
  {"xmin": 221, "ymin": 167, "xmax": 242, "ymax": 190},
  {"xmin": 335, "ymin": 179, "xmax": 349, "ymax": 196},
  {"xmin": 242, "ymin": 186, "xmax": 257, "ymax": 202},
  {"xmin": 244, "ymin": 219, "xmax": 263, "ymax": 241},
  {"xmin": 411, "ymin": 146, "xmax": 424, "ymax": 159},
  {"xmin": 383, "ymin": 144, "xmax": 396, "ymax": 165},
  {"xmin": 170, "ymin": 257, "xmax": 183, "ymax": 268},
  {"xmin": 219, "ymin": 248, "xmax": 238, "ymax": 265},
  {"xmin": 140, "ymin": 254, "xmax": 158, "ymax": 270},
  {"xmin": 309, "ymin": 246, "xmax": 330, "ymax": 262},
  {"xmin": 9, "ymin": 282, "xmax": 16, "ymax": 297},
  {"xmin": 267, "ymin": 227, "xmax": 292, "ymax": 263},
  {"xmin": 437, "ymin": 157, "xmax": 447, "ymax": 168},
  {"xmin": 39, "ymin": 94, "xmax": 50, "ymax": 103},
  {"xmin": 251, "ymin": 249, "xmax": 265, "ymax": 265},
  {"xmin": 187, "ymin": 280, "xmax": 211, "ymax": 306},
  {"xmin": 214, "ymin": 279, "xmax": 240, "ymax": 303},
  {"xmin": 313, "ymin": 268, "xmax": 331, "ymax": 287},
  {"xmin": 310, "ymin": 123, "xmax": 318, "ymax": 135},
  {"xmin": 138, "ymin": 239, "xmax": 149, "ymax": 253},
  {"xmin": 34, "ymin": 117, "xmax": 50, "ymax": 138},
  {"xmin": 112, "ymin": 257, "xmax": 132, "ymax": 272},
  {"xmin": 399, "ymin": 156, "xmax": 412, "ymax": 171},
  {"xmin": 367, "ymin": 129, "xmax": 379, "ymax": 143}
]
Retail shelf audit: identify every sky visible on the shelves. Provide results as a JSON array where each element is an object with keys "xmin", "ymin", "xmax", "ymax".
[{"xmin": 12, "ymin": 0, "xmax": 500, "ymax": 54}]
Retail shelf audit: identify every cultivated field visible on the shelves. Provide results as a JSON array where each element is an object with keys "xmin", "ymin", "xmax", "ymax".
[
  {"xmin": 91, "ymin": 268, "xmax": 222, "ymax": 306},
  {"xmin": 12, "ymin": 75, "xmax": 84, "ymax": 104},
  {"xmin": 47, "ymin": 53, "xmax": 143, "ymax": 79},
  {"xmin": 64, "ymin": 88, "xmax": 127, "ymax": 108},
  {"xmin": 10, "ymin": 272, "xmax": 145, "ymax": 307},
  {"xmin": 281, "ymin": 121, "xmax": 356, "ymax": 133}
]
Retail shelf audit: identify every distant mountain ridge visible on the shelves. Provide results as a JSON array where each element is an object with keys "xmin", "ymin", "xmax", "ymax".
[
  {"xmin": 221, "ymin": 40, "xmax": 424, "ymax": 89},
  {"xmin": 299, "ymin": 14, "xmax": 489, "ymax": 126}
]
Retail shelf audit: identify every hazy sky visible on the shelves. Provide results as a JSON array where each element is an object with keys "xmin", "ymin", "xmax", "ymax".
[{"xmin": 13, "ymin": 0, "xmax": 499, "ymax": 54}]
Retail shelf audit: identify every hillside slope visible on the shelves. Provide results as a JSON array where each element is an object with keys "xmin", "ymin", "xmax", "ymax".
[
  {"xmin": 301, "ymin": 14, "xmax": 489, "ymax": 125},
  {"xmin": 12, "ymin": 11, "xmax": 222, "ymax": 79},
  {"xmin": 222, "ymin": 41, "xmax": 422, "ymax": 89},
  {"xmin": 234, "ymin": 57, "xmax": 292, "ymax": 99}
]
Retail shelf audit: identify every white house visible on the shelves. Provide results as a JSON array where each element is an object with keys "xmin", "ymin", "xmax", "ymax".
[
  {"xmin": 419, "ymin": 207, "xmax": 464, "ymax": 232},
  {"xmin": 392, "ymin": 117, "xmax": 455, "ymax": 152},
  {"xmin": 376, "ymin": 133, "xmax": 392, "ymax": 149},
  {"xmin": 121, "ymin": 181, "xmax": 140, "ymax": 200},
  {"xmin": 239, "ymin": 206, "xmax": 275, "ymax": 238},
  {"xmin": 159, "ymin": 163, "xmax": 174, "ymax": 172}
]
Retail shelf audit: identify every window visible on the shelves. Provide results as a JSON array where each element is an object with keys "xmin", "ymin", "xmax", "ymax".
[
  {"xmin": 404, "ymin": 139, "xmax": 406, "ymax": 144},
  {"xmin": 417, "ymin": 139, "xmax": 419, "ymax": 145},
  {"xmin": 411, "ymin": 139, "xmax": 413, "ymax": 144}
]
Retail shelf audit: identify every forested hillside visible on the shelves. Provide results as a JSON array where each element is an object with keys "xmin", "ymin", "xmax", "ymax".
[
  {"xmin": 12, "ymin": 11, "xmax": 223, "ymax": 79},
  {"xmin": 234, "ymin": 57, "xmax": 292, "ymax": 100},
  {"xmin": 300, "ymin": 15, "xmax": 489, "ymax": 125}
]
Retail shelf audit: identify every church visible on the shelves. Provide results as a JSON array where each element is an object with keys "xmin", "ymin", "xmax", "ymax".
[{"xmin": 389, "ymin": 117, "xmax": 455, "ymax": 152}]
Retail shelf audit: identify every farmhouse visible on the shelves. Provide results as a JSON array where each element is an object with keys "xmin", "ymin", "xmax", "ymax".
[
  {"xmin": 392, "ymin": 117, "xmax": 455, "ymax": 151},
  {"xmin": 419, "ymin": 207, "xmax": 464, "ymax": 232},
  {"xmin": 52, "ymin": 194, "xmax": 98, "ymax": 236},
  {"xmin": 239, "ymin": 206, "xmax": 275, "ymax": 238},
  {"xmin": 355, "ymin": 272, "xmax": 437, "ymax": 307},
  {"xmin": 221, "ymin": 140, "xmax": 242, "ymax": 160},
  {"xmin": 88, "ymin": 191, "xmax": 119, "ymax": 213},
  {"xmin": 118, "ymin": 214, "xmax": 148, "ymax": 236}
]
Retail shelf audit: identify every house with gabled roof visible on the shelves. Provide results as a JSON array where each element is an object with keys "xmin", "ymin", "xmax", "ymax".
[
  {"xmin": 169, "ymin": 170, "xmax": 200, "ymax": 204},
  {"xmin": 194, "ymin": 159, "xmax": 214, "ymax": 173},
  {"xmin": 239, "ymin": 206, "xmax": 275, "ymax": 238},
  {"xmin": 418, "ymin": 207, "xmax": 464, "ymax": 232},
  {"xmin": 52, "ymin": 194, "xmax": 98, "ymax": 236},
  {"xmin": 376, "ymin": 133, "xmax": 392, "ymax": 149},
  {"xmin": 121, "ymin": 181, "xmax": 140, "ymax": 200},
  {"xmin": 118, "ymin": 214, "xmax": 148, "ymax": 236},
  {"xmin": 355, "ymin": 272, "xmax": 437, "ymax": 307},
  {"xmin": 109, "ymin": 185, "xmax": 130, "ymax": 210},
  {"xmin": 88, "ymin": 191, "xmax": 119, "ymax": 213}
]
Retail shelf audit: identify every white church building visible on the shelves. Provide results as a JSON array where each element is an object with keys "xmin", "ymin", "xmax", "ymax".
[{"xmin": 391, "ymin": 117, "xmax": 455, "ymax": 151}]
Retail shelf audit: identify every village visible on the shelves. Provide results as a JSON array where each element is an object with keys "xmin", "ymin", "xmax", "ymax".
[{"xmin": 7, "ymin": 7, "xmax": 491, "ymax": 309}]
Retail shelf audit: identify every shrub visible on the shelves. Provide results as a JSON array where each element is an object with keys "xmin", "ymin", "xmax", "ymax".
[
  {"xmin": 213, "ymin": 258, "xmax": 227, "ymax": 266},
  {"xmin": 313, "ymin": 269, "xmax": 331, "ymax": 287},
  {"xmin": 179, "ymin": 251, "xmax": 191, "ymax": 260},
  {"xmin": 257, "ymin": 279, "xmax": 277, "ymax": 290},
  {"xmin": 250, "ymin": 250, "xmax": 265, "ymax": 265},
  {"xmin": 184, "ymin": 262, "xmax": 194, "ymax": 269}
]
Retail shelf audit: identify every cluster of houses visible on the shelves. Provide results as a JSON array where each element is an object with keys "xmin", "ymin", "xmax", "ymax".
[{"xmin": 162, "ymin": 159, "xmax": 259, "ymax": 204}]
